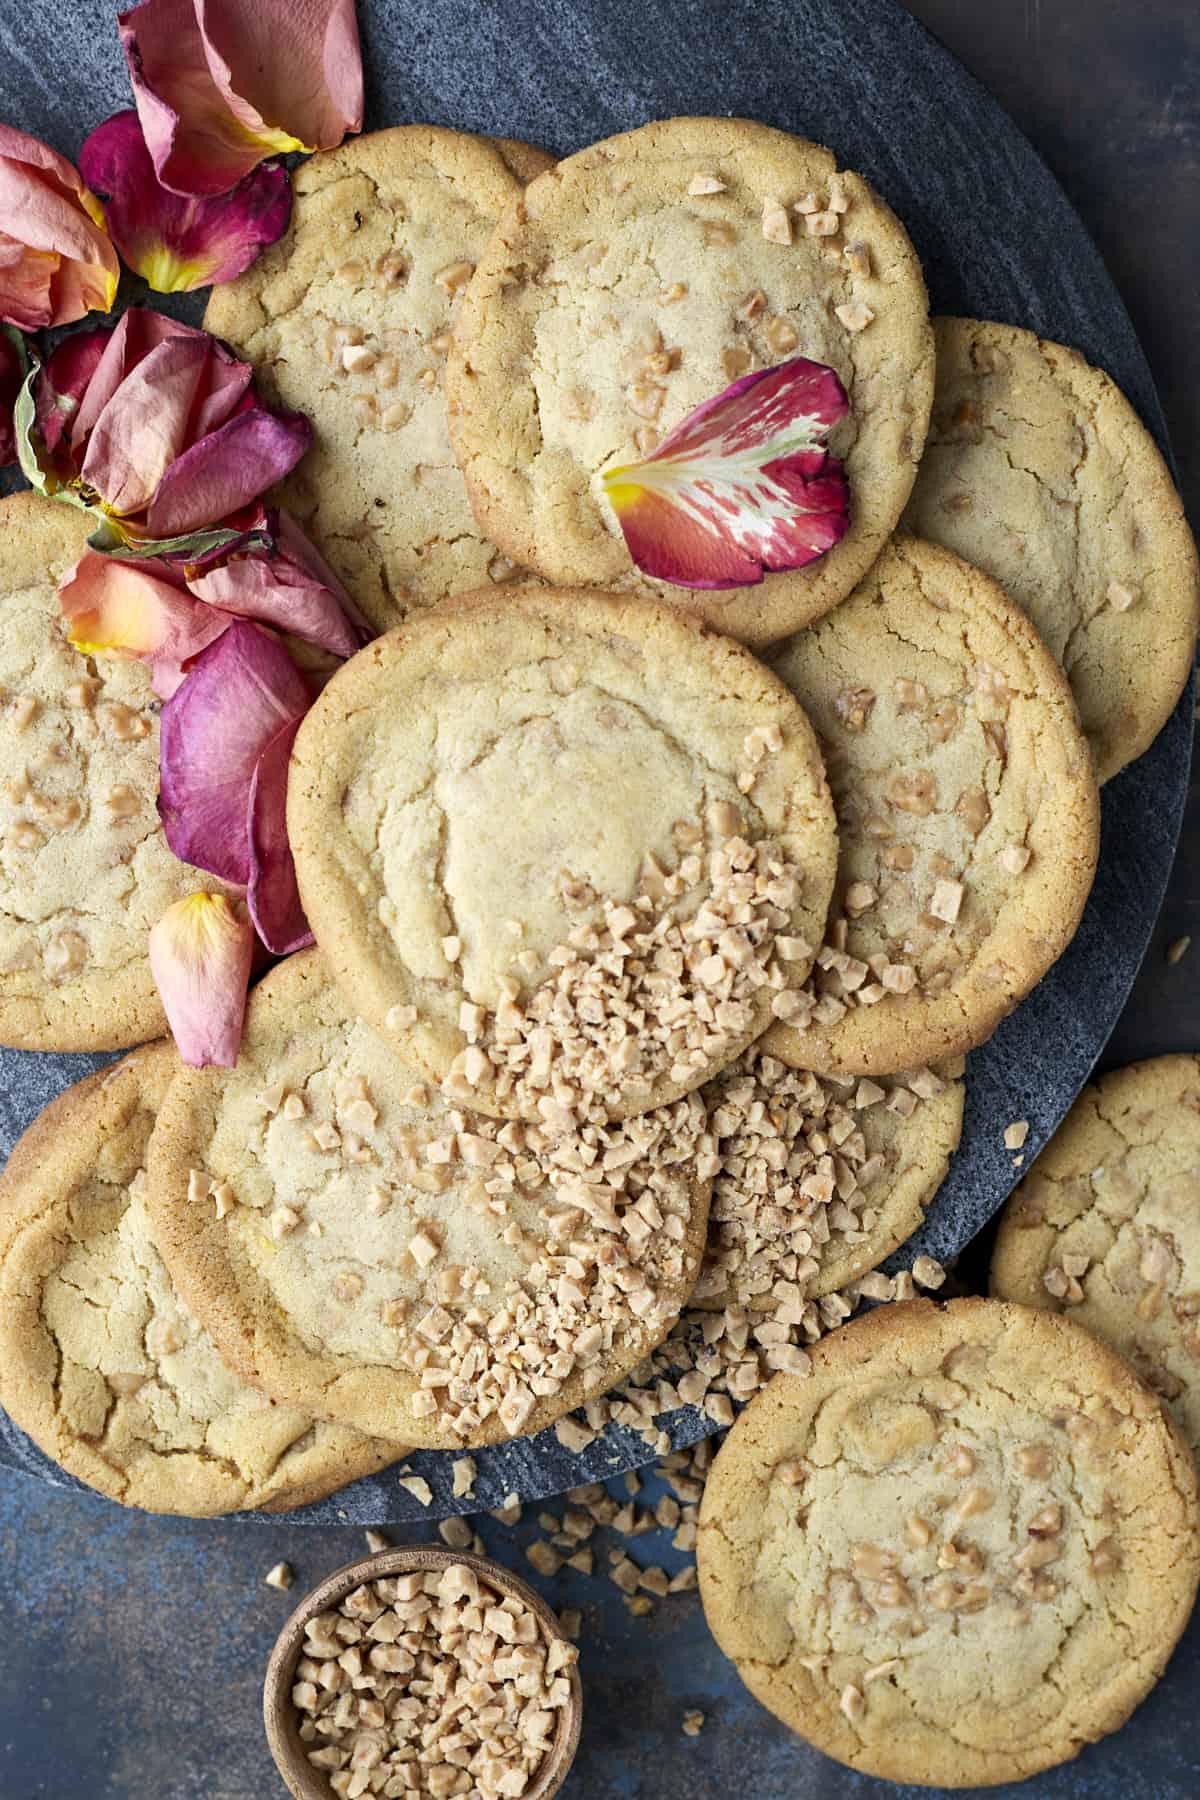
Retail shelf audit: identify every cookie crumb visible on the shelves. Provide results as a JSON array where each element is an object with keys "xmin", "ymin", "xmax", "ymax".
[
  {"xmin": 911, "ymin": 1255, "xmax": 946, "ymax": 1291},
  {"xmin": 364, "ymin": 1530, "xmax": 390, "ymax": 1554},
  {"xmin": 264, "ymin": 1561, "xmax": 294, "ymax": 1591},
  {"xmin": 1003, "ymin": 1120, "xmax": 1030, "ymax": 1150},
  {"xmin": 398, "ymin": 1475, "xmax": 433, "ymax": 1507},
  {"xmin": 682, "ymin": 1709, "xmax": 705, "ymax": 1736}
]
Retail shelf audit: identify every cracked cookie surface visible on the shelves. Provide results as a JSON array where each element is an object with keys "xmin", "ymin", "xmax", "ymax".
[
  {"xmin": 694, "ymin": 1049, "xmax": 964, "ymax": 1309},
  {"xmin": 765, "ymin": 536, "xmax": 1100, "ymax": 1076},
  {"xmin": 446, "ymin": 115, "xmax": 933, "ymax": 646},
  {"xmin": 992, "ymin": 1055, "xmax": 1200, "ymax": 1459},
  {"xmin": 288, "ymin": 586, "xmax": 838, "ymax": 1122},
  {"xmin": 902, "ymin": 317, "xmax": 1199, "ymax": 783},
  {"xmin": 697, "ymin": 1296, "xmax": 1200, "ymax": 1788},
  {"xmin": 0, "ymin": 493, "xmax": 222, "ymax": 1051},
  {"xmin": 0, "ymin": 1044, "xmax": 396, "ymax": 1515},
  {"xmin": 146, "ymin": 951, "xmax": 715, "ymax": 1450},
  {"xmin": 203, "ymin": 127, "xmax": 553, "ymax": 632}
]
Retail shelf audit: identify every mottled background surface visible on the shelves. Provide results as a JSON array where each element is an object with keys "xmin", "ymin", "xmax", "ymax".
[{"xmin": 2, "ymin": 0, "xmax": 1200, "ymax": 1794}]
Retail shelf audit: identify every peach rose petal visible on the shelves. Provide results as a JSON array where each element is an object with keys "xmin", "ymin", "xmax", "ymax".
[
  {"xmin": 602, "ymin": 356, "xmax": 850, "ymax": 589},
  {"xmin": 0, "ymin": 125, "xmax": 119, "ymax": 328},
  {"xmin": 149, "ymin": 892, "xmax": 253, "ymax": 1067},
  {"xmin": 120, "ymin": 0, "xmax": 362, "ymax": 198},
  {"xmin": 58, "ymin": 551, "xmax": 227, "ymax": 697},
  {"xmin": 79, "ymin": 111, "xmax": 291, "ymax": 292}
]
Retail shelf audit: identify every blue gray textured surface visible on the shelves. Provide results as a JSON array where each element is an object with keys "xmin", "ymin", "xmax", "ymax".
[
  {"xmin": 0, "ymin": 0, "xmax": 1192, "ymax": 1530},
  {"xmin": 2, "ymin": 0, "xmax": 1199, "ymax": 1793}
]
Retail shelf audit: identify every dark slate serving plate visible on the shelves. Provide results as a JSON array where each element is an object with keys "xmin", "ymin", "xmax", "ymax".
[{"xmin": 0, "ymin": 0, "xmax": 1189, "ymax": 1524}]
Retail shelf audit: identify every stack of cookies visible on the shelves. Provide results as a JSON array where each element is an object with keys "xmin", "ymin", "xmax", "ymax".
[{"xmin": 1, "ymin": 108, "xmax": 1198, "ymax": 1785}]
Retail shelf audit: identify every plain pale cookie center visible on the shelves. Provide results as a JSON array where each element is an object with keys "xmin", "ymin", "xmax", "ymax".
[{"xmin": 362, "ymin": 679, "xmax": 749, "ymax": 1010}]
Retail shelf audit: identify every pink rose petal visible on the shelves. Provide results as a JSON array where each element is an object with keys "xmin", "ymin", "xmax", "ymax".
[
  {"xmin": 602, "ymin": 357, "xmax": 851, "ymax": 590},
  {"xmin": 145, "ymin": 402, "xmax": 312, "ymax": 537},
  {"xmin": 120, "ymin": 0, "xmax": 361, "ymax": 198},
  {"xmin": 149, "ymin": 891, "xmax": 253, "ymax": 1067},
  {"xmin": 68, "ymin": 307, "xmax": 201, "ymax": 448},
  {"xmin": 79, "ymin": 111, "xmax": 291, "ymax": 293},
  {"xmin": 0, "ymin": 125, "xmax": 119, "ymax": 328},
  {"xmin": 81, "ymin": 334, "xmax": 221, "ymax": 519},
  {"xmin": 159, "ymin": 618, "xmax": 310, "ymax": 883},
  {"xmin": 247, "ymin": 716, "xmax": 312, "ymax": 954},
  {"xmin": 188, "ymin": 509, "xmax": 370, "ymax": 658}
]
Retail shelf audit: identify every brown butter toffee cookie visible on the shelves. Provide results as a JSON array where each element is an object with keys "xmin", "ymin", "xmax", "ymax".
[
  {"xmin": 0, "ymin": 1045, "xmax": 396, "ymax": 1515},
  {"xmin": 903, "ymin": 318, "xmax": 1199, "ymax": 783},
  {"xmin": 697, "ymin": 1297, "xmax": 1200, "ymax": 1788},
  {"xmin": 693, "ymin": 1047, "xmax": 964, "ymax": 1310},
  {"xmin": 145, "ymin": 951, "xmax": 716, "ymax": 1451},
  {"xmin": 288, "ymin": 586, "xmax": 838, "ymax": 1124},
  {"xmin": 204, "ymin": 126, "xmax": 554, "ymax": 632},
  {"xmin": 446, "ymin": 115, "xmax": 934, "ymax": 645},
  {"xmin": 763, "ymin": 535, "xmax": 1100, "ymax": 1077},
  {"xmin": 991, "ymin": 1055, "xmax": 1200, "ymax": 1458},
  {"xmin": 0, "ymin": 491, "xmax": 223, "ymax": 1052}
]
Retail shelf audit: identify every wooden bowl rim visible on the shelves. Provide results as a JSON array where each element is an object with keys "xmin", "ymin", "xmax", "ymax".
[{"xmin": 263, "ymin": 1544, "xmax": 583, "ymax": 1800}]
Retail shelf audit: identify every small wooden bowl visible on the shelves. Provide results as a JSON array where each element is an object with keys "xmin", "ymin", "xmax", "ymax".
[{"xmin": 263, "ymin": 1545, "xmax": 583, "ymax": 1800}]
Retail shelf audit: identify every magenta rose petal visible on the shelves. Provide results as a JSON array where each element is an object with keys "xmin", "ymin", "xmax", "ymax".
[
  {"xmin": 145, "ymin": 403, "xmax": 313, "ymax": 537},
  {"xmin": 149, "ymin": 892, "xmax": 254, "ymax": 1067},
  {"xmin": 79, "ymin": 111, "xmax": 291, "ymax": 293},
  {"xmin": 0, "ymin": 326, "xmax": 25, "ymax": 466},
  {"xmin": 158, "ymin": 617, "xmax": 310, "ymax": 883},
  {"xmin": 35, "ymin": 327, "xmax": 111, "ymax": 463},
  {"xmin": 247, "ymin": 716, "xmax": 312, "ymax": 955},
  {"xmin": 601, "ymin": 356, "xmax": 852, "ymax": 590}
]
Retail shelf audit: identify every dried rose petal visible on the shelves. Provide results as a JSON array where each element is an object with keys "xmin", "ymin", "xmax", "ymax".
[
  {"xmin": 158, "ymin": 618, "xmax": 310, "ymax": 884},
  {"xmin": 120, "ymin": 0, "xmax": 362, "ymax": 198},
  {"xmin": 58, "ymin": 551, "xmax": 227, "ymax": 697},
  {"xmin": 189, "ymin": 510, "xmax": 371, "ymax": 658},
  {"xmin": 0, "ymin": 326, "xmax": 24, "ymax": 466},
  {"xmin": 0, "ymin": 125, "xmax": 119, "ymax": 328},
  {"xmin": 149, "ymin": 892, "xmax": 253, "ymax": 1067},
  {"xmin": 79, "ymin": 111, "xmax": 291, "ymax": 292},
  {"xmin": 35, "ymin": 327, "xmax": 111, "ymax": 463},
  {"xmin": 248, "ymin": 716, "xmax": 312, "ymax": 955},
  {"xmin": 602, "ymin": 357, "xmax": 851, "ymax": 589}
]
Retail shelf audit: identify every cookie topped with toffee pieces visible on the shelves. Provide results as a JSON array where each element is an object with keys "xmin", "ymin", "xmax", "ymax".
[
  {"xmin": 697, "ymin": 1297, "xmax": 1200, "ymax": 1787},
  {"xmin": 288, "ymin": 586, "xmax": 838, "ymax": 1124}
]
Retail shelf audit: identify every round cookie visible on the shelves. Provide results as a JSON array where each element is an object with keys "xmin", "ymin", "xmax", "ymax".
[
  {"xmin": 693, "ymin": 1050, "xmax": 964, "ymax": 1308},
  {"xmin": 902, "ymin": 318, "xmax": 1199, "ymax": 784},
  {"xmin": 991, "ymin": 1055, "xmax": 1200, "ymax": 1457},
  {"xmin": 289, "ymin": 586, "xmax": 838, "ymax": 1123},
  {"xmin": 0, "ymin": 492, "xmax": 225, "ymax": 1052},
  {"xmin": 764, "ymin": 536, "xmax": 1100, "ymax": 1077},
  {"xmin": 146, "ymin": 950, "xmax": 715, "ymax": 1450},
  {"xmin": 446, "ymin": 115, "xmax": 933, "ymax": 646},
  {"xmin": 203, "ymin": 126, "xmax": 554, "ymax": 633},
  {"xmin": 0, "ymin": 1045, "xmax": 397, "ymax": 1515},
  {"xmin": 697, "ymin": 1296, "xmax": 1200, "ymax": 1788}
]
